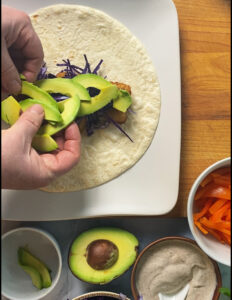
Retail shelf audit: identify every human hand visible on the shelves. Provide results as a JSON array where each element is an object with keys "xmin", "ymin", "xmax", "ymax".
[
  {"xmin": 1, "ymin": 5, "xmax": 44, "ymax": 98},
  {"xmin": 1, "ymin": 105, "xmax": 81, "ymax": 189}
]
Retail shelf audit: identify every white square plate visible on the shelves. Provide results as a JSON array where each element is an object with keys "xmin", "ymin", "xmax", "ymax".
[{"xmin": 2, "ymin": 0, "xmax": 181, "ymax": 221}]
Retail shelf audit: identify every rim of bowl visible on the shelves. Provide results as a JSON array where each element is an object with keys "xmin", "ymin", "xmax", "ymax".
[
  {"xmin": 187, "ymin": 157, "xmax": 231, "ymax": 266},
  {"xmin": 72, "ymin": 291, "xmax": 130, "ymax": 300},
  {"xmin": 2, "ymin": 226, "xmax": 62, "ymax": 300},
  {"xmin": 131, "ymin": 236, "xmax": 222, "ymax": 300}
]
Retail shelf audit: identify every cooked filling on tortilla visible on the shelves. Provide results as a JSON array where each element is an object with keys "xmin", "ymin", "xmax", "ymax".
[{"xmin": 37, "ymin": 55, "xmax": 133, "ymax": 141}]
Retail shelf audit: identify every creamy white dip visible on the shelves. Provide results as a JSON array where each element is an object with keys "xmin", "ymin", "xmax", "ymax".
[{"xmin": 135, "ymin": 240, "xmax": 217, "ymax": 300}]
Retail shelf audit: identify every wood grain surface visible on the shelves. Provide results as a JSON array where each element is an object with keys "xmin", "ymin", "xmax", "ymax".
[{"xmin": 166, "ymin": 0, "xmax": 231, "ymax": 217}]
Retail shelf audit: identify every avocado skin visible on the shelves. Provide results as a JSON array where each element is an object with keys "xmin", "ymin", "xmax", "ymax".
[
  {"xmin": 18, "ymin": 263, "xmax": 43, "ymax": 290},
  {"xmin": 68, "ymin": 227, "xmax": 139, "ymax": 285},
  {"xmin": 21, "ymin": 80, "xmax": 60, "ymax": 112},
  {"xmin": 18, "ymin": 247, "xmax": 52, "ymax": 288},
  {"xmin": 20, "ymin": 98, "xmax": 62, "ymax": 123}
]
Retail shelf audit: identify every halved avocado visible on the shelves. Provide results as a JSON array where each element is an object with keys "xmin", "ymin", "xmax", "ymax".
[
  {"xmin": 18, "ymin": 263, "xmax": 43, "ymax": 290},
  {"xmin": 20, "ymin": 98, "xmax": 62, "ymax": 123},
  {"xmin": 113, "ymin": 90, "xmax": 132, "ymax": 113},
  {"xmin": 77, "ymin": 85, "xmax": 119, "ymax": 117},
  {"xmin": 18, "ymin": 247, "xmax": 52, "ymax": 288},
  {"xmin": 1, "ymin": 96, "xmax": 21, "ymax": 125},
  {"xmin": 21, "ymin": 80, "xmax": 60, "ymax": 113},
  {"xmin": 68, "ymin": 227, "xmax": 139, "ymax": 284},
  {"xmin": 35, "ymin": 78, "xmax": 81, "ymax": 136}
]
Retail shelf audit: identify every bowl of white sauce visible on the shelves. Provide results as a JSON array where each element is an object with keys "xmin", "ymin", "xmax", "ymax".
[{"xmin": 131, "ymin": 236, "xmax": 222, "ymax": 300}]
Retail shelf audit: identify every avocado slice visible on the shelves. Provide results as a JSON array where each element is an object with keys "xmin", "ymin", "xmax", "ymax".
[
  {"xmin": 18, "ymin": 263, "xmax": 43, "ymax": 290},
  {"xmin": 32, "ymin": 134, "xmax": 58, "ymax": 152},
  {"xmin": 34, "ymin": 79, "xmax": 81, "ymax": 136},
  {"xmin": 68, "ymin": 227, "xmax": 139, "ymax": 284},
  {"xmin": 21, "ymin": 80, "xmax": 60, "ymax": 113},
  {"xmin": 19, "ymin": 98, "xmax": 62, "ymax": 123},
  {"xmin": 1, "ymin": 96, "xmax": 21, "ymax": 125},
  {"xmin": 72, "ymin": 74, "xmax": 112, "ymax": 89},
  {"xmin": 113, "ymin": 90, "xmax": 132, "ymax": 113},
  {"xmin": 35, "ymin": 78, "xmax": 91, "ymax": 102},
  {"xmin": 77, "ymin": 85, "xmax": 119, "ymax": 117},
  {"xmin": 18, "ymin": 247, "xmax": 52, "ymax": 288}
]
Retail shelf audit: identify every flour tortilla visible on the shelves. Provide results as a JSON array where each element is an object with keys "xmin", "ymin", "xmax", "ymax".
[{"xmin": 30, "ymin": 4, "xmax": 161, "ymax": 192}]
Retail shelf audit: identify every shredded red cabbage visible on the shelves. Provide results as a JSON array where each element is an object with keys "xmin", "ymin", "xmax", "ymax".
[{"xmin": 36, "ymin": 55, "xmax": 133, "ymax": 142}]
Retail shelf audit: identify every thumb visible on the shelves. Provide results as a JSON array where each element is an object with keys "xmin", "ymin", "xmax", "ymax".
[
  {"xmin": 11, "ymin": 104, "xmax": 44, "ymax": 145},
  {"xmin": 1, "ymin": 40, "xmax": 21, "ymax": 94}
]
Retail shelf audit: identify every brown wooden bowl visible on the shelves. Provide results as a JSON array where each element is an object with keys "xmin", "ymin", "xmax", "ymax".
[
  {"xmin": 131, "ymin": 236, "xmax": 222, "ymax": 300},
  {"xmin": 72, "ymin": 291, "xmax": 130, "ymax": 300}
]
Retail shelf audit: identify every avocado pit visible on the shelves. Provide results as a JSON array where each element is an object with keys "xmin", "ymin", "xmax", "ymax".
[{"xmin": 86, "ymin": 239, "xmax": 119, "ymax": 270}]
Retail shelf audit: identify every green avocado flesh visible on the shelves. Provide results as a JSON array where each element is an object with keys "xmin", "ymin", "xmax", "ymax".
[
  {"xmin": 35, "ymin": 78, "xmax": 91, "ymax": 102},
  {"xmin": 77, "ymin": 85, "xmax": 119, "ymax": 117},
  {"xmin": 19, "ymin": 98, "xmax": 62, "ymax": 123},
  {"xmin": 1, "ymin": 96, "xmax": 21, "ymax": 125},
  {"xmin": 113, "ymin": 90, "xmax": 132, "ymax": 113},
  {"xmin": 68, "ymin": 227, "xmax": 138, "ymax": 284},
  {"xmin": 18, "ymin": 263, "xmax": 43, "ymax": 290},
  {"xmin": 21, "ymin": 80, "xmax": 60, "ymax": 113},
  {"xmin": 35, "ymin": 78, "xmax": 81, "ymax": 136},
  {"xmin": 1, "ymin": 96, "xmax": 58, "ymax": 152},
  {"xmin": 32, "ymin": 134, "xmax": 58, "ymax": 152},
  {"xmin": 18, "ymin": 247, "xmax": 52, "ymax": 289},
  {"xmin": 72, "ymin": 74, "xmax": 112, "ymax": 89}
]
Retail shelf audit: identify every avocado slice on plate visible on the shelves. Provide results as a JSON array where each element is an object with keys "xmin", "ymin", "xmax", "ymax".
[
  {"xmin": 113, "ymin": 90, "xmax": 132, "ymax": 113},
  {"xmin": 68, "ymin": 227, "xmax": 138, "ymax": 284},
  {"xmin": 18, "ymin": 263, "xmax": 43, "ymax": 290},
  {"xmin": 18, "ymin": 247, "xmax": 52, "ymax": 288},
  {"xmin": 21, "ymin": 80, "xmax": 60, "ymax": 113},
  {"xmin": 34, "ymin": 79, "xmax": 81, "ymax": 136},
  {"xmin": 20, "ymin": 98, "xmax": 62, "ymax": 123},
  {"xmin": 1, "ymin": 96, "xmax": 21, "ymax": 125}
]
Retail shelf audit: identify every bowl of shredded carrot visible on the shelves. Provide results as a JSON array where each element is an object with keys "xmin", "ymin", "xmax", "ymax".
[{"xmin": 187, "ymin": 157, "xmax": 231, "ymax": 266}]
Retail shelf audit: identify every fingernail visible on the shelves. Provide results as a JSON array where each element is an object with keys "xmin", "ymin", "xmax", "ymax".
[
  {"xmin": 7, "ymin": 79, "xmax": 21, "ymax": 95},
  {"xmin": 29, "ymin": 104, "xmax": 44, "ymax": 115}
]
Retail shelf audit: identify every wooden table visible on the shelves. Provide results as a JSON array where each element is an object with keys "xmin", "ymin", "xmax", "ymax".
[{"xmin": 166, "ymin": 0, "xmax": 231, "ymax": 217}]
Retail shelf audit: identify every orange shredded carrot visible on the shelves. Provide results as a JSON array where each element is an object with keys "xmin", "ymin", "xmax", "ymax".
[
  {"xmin": 194, "ymin": 198, "xmax": 214, "ymax": 221},
  {"xmin": 193, "ymin": 166, "xmax": 231, "ymax": 245}
]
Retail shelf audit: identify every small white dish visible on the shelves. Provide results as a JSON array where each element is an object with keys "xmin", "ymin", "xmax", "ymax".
[
  {"xmin": 2, "ymin": 227, "xmax": 62, "ymax": 300},
  {"xmin": 187, "ymin": 157, "xmax": 231, "ymax": 266},
  {"xmin": 72, "ymin": 291, "xmax": 130, "ymax": 300}
]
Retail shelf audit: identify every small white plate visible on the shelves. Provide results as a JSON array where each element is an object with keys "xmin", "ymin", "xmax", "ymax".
[{"xmin": 2, "ymin": 0, "xmax": 181, "ymax": 221}]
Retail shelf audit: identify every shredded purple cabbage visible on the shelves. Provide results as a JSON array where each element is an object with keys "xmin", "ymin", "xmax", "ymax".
[{"xmin": 36, "ymin": 55, "xmax": 133, "ymax": 141}]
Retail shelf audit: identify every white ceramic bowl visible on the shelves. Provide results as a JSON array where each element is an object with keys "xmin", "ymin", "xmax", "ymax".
[
  {"xmin": 187, "ymin": 157, "xmax": 231, "ymax": 266},
  {"xmin": 2, "ymin": 227, "xmax": 62, "ymax": 300}
]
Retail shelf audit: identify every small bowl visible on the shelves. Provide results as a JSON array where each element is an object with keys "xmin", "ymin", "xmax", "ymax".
[
  {"xmin": 131, "ymin": 236, "xmax": 222, "ymax": 300},
  {"xmin": 72, "ymin": 291, "xmax": 130, "ymax": 300},
  {"xmin": 2, "ymin": 227, "xmax": 62, "ymax": 300},
  {"xmin": 187, "ymin": 157, "xmax": 231, "ymax": 266}
]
